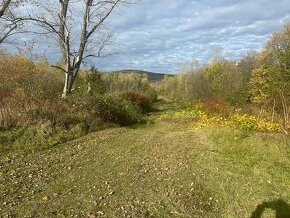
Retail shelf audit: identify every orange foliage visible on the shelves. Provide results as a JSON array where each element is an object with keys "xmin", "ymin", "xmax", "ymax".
[{"xmin": 0, "ymin": 54, "xmax": 62, "ymax": 129}]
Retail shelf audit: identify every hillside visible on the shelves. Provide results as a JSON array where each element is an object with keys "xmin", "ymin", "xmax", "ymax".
[{"xmin": 110, "ymin": 69, "xmax": 174, "ymax": 81}]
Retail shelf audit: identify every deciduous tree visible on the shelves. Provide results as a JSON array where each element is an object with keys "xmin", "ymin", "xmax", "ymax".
[
  {"xmin": 26, "ymin": 0, "xmax": 136, "ymax": 97},
  {"xmin": 249, "ymin": 24, "xmax": 290, "ymax": 132}
]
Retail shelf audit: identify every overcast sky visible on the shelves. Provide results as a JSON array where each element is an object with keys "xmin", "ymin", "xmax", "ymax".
[{"xmin": 9, "ymin": 0, "xmax": 290, "ymax": 73}]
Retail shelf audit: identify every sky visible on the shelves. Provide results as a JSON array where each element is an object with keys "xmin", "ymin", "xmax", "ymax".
[
  {"xmin": 97, "ymin": 0, "xmax": 290, "ymax": 73},
  {"xmin": 6, "ymin": 0, "xmax": 290, "ymax": 73}
]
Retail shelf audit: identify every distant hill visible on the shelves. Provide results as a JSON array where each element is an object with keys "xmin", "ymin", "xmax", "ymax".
[{"xmin": 110, "ymin": 69, "xmax": 173, "ymax": 81}]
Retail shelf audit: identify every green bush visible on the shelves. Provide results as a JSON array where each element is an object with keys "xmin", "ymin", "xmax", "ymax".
[
  {"xmin": 120, "ymin": 92, "xmax": 152, "ymax": 113},
  {"xmin": 92, "ymin": 94, "xmax": 145, "ymax": 126},
  {"xmin": 28, "ymin": 93, "xmax": 146, "ymax": 133},
  {"xmin": 142, "ymin": 87, "xmax": 158, "ymax": 103},
  {"xmin": 55, "ymin": 112, "xmax": 87, "ymax": 129},
  {"xmin": 0, "ymin": 54, "xmax": 150, "ymax": 155},
  {"xmin": 1, "ymin": 91, "xmax": 147, "ymax": 154}
]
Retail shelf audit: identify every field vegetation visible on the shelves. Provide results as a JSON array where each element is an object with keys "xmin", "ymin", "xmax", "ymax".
[{"xmin": 0, "ymin": 3, "xmax": 289, "ymax": 216}]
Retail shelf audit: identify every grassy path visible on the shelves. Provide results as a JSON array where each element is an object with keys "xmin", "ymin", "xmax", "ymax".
[{"xmin": 1, "ymin": 111, "xmax": 290, "ymax": 217}]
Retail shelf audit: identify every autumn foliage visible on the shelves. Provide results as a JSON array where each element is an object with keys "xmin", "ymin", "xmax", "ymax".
[{"xmin": 158, "ymin": 24, "xmax": 290, "ymax": 133}]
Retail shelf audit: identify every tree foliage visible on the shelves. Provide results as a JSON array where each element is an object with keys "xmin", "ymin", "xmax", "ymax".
[{"xmin": 249, "ymin": 24, "xmax": 290, "ymax": 131}]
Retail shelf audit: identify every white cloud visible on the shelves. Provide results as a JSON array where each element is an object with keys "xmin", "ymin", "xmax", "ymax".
[
  {"xmin": 94, "ymin": 0, "xmax": 290, "ymax": 73},
  {"xmin": 5, "ymin": 0, "xmax": 290, "ymax": 73}
]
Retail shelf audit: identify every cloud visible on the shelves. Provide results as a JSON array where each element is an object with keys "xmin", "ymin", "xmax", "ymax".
[
  {"xmin": 92, "ymin": 0, "xmax": 289, "ymax": 73},
  {"xmin": 5, "ymin": 0, "xmax": 290, "ymax": 73}
]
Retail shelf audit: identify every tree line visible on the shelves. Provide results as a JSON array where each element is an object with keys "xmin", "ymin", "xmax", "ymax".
[{"xmin": 157, "ymin": 24, "xmax": 289, "ymax": 132}]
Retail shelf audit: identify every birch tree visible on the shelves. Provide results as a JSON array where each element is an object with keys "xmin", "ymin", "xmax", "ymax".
[{"xmin": 26, "ymin": 0, "xmax": 135, "ymax": 98}]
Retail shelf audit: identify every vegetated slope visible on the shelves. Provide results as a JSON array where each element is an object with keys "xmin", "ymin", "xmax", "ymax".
[
  {"xmin": 110, "ymin": 69, "xmax": 174, "ymax": 81},
  {"xmin": 1, "ymin": 111, "xmax": 290, "ymax": 217}
]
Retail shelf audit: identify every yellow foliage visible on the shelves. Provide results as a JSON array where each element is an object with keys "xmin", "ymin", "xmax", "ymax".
[{"xmin": 160, "ymin": 104, "xmax": 281, "ymax": 133}]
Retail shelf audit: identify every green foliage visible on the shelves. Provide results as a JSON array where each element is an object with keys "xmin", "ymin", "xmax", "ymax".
[
  {"xmin": 249, "ymin": 25, "xmax": 290, "ymax": 107},
  {"xmin": 0, "ymin": 122, "xmax": 86, "ymax": 154},
  {"xmin": 72, "ymin": 70, "xmax": 158, "ymax": 102},
  {"xmin": 1, "ymin": 112, "xmax": 289, "ymax": 217},
  {"xmin": 0, "ymin": 55, "xmax": 149, "ymax": 153},
  {"xmin": 157, "ymin": 25, "xmax": 289, "ymax": 132},
  {"xmin": 248, "ymin": 24, "xmax": 290, "ymax": 132},
  {"xmin": 100, "ymin": 72, "xmax": 149, "ymax": 93},
  {"xmin": 55, "ymin": 113, "xmax": 87, "ymax": 129},
  {"xmin": 75, "ymin": 68, "xmax": 106, "ymax": 95},
  {"xmin": 28, "ymin": 94, "xmax": 145, "ymax": 129},
  {"xmin": 120, "ymin": 92, "xmax": 152, "ymax": 113},
  {"xmin": 0, "ymin": 54, "xmax": 150, "ymax": 137},
  {"xmin": 93, "ymin": 95, "xmax": 145, "ymax": 126},
  {"xmin": 159, "ymin": 103, "xmax": 280, "ymax": 133},
  {"xmin": 205, "ymin": 60, "xmax": 246, "ymax": 104},
  {"xmin": 158, "ymin": 59, "xmax": 251, "ymax": 105}
]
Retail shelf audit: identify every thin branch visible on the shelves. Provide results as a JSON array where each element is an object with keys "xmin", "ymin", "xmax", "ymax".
[
  {"xmin": 19, "ymin": 17, "xmax": 61, "ymax": 38},
  {"xmin": 82, "ymin": 51, "xmax": 118, "ymax": 60},
  {"xmin": 0, "ymin": 22, "xmax": 17, "ymax": 43},
  {"xmin": 51, "ymin": 65, "xmax": 67, "ymax": 73},
  {"xmin": 86, "ymin": 0, "xmax": 120, "ymax": 40}
]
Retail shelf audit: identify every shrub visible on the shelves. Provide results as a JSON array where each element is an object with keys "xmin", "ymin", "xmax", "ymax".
[
  {"xmin": 142, "ymin": 87, "xmax": 158, "ymax": 103},
  {"xmin": 55, "ymin": 113, "xmax": 87, "ymax": 129},
  {"xmin": 120, "ymin": 92, "xmax": 152, "ymax": 113},
  {"xmin": 200, "ymin": 98, "xmax": 231, "ymax": 116},
  {"xmin": 159, "ymin": 103, "xmax": 280, "ymax": 133},
  {"xmin": 160, "ymin": 104, "xmax": 202, "ymax": 119},
  {"xmin": 93, "ymin": 94, "xmax": 145, "ymax": 126},
  {"xmin": 0, "ymin": 54, "xmax": 149, "ymax": 153},
  {"xmin": 231, "ymin": 114, "xmax": 257, "ymax": 131},
  {"xmin": 231, "ymin": 114, "xmax": 280, "ymax": 132},
  {"xmin": 27, "ymin": 93, "xmax": 146, "ymax": 130},
  {"xmin": 0, "ymin": 54, "xmax": 63, "ymax": 129}
]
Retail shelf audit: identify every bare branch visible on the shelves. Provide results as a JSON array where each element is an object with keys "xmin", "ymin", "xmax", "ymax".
[
  {"xmin": 19, "ymin": 17, "xmax": 61, "ymax": 38},
  {"xmin": 0, "ymin": 22, "xmax": 17, "ymax": 43},
  {"xmin": 0, "ymin": 0, "xmax": 24, "ymax": 44},
  {"xmin": 0, "ymin": 0, "xmax": 11, "ymax": 18},
  {"xmin": 24, "ymin": 0, "xmax": 137, "ymax": 97},
  {"xmin": 86, "ymin": 0, "xmax": 121, "ymax": 40},
  {"xmin": 51, "ymin": 65, "xmax": 67, "ymax": 73}
]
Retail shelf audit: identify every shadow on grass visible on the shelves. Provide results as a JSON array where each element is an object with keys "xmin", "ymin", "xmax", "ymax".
[{"xmin": 250, "ymin": 199, "xmax": 290, "ymax": 218}]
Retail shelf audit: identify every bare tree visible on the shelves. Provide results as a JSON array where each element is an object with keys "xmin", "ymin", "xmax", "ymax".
[
  {"xmin": 0, "ymin": 0, "xmax": 23, "ymax": 44},
  {"xmin": 25, "ymin": 0, "xmax": 136, "ymax": 98}
]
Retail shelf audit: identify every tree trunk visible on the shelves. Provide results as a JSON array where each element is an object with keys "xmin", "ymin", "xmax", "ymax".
[
  {"xmin": 279, "ymin": 90, "xmax": 289, "ymax": 134},
  {"xmin": 271, "ymin": 99, "xmax": 276, "ymax": 123},
  {"xmin": 62, "ymin": 73, "xmax": 69, "ymax": 98},
  {"xmin": 62, "ymin": 72, "xmax": 74, "ymax": 98}
]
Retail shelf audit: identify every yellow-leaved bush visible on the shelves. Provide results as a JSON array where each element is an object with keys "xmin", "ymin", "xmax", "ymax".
[
  {"xmin": 160, "ymin": 104, "xmax": 281, "ymax": 132},
  {"xmin": 195, "ymin": 112, "xmax": 280, "ymax": 132}
]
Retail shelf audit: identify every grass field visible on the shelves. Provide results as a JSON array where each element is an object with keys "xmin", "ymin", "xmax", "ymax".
[{"xmin": 1, "ymin": 107, "xmax": 290, "ymax": 217}]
